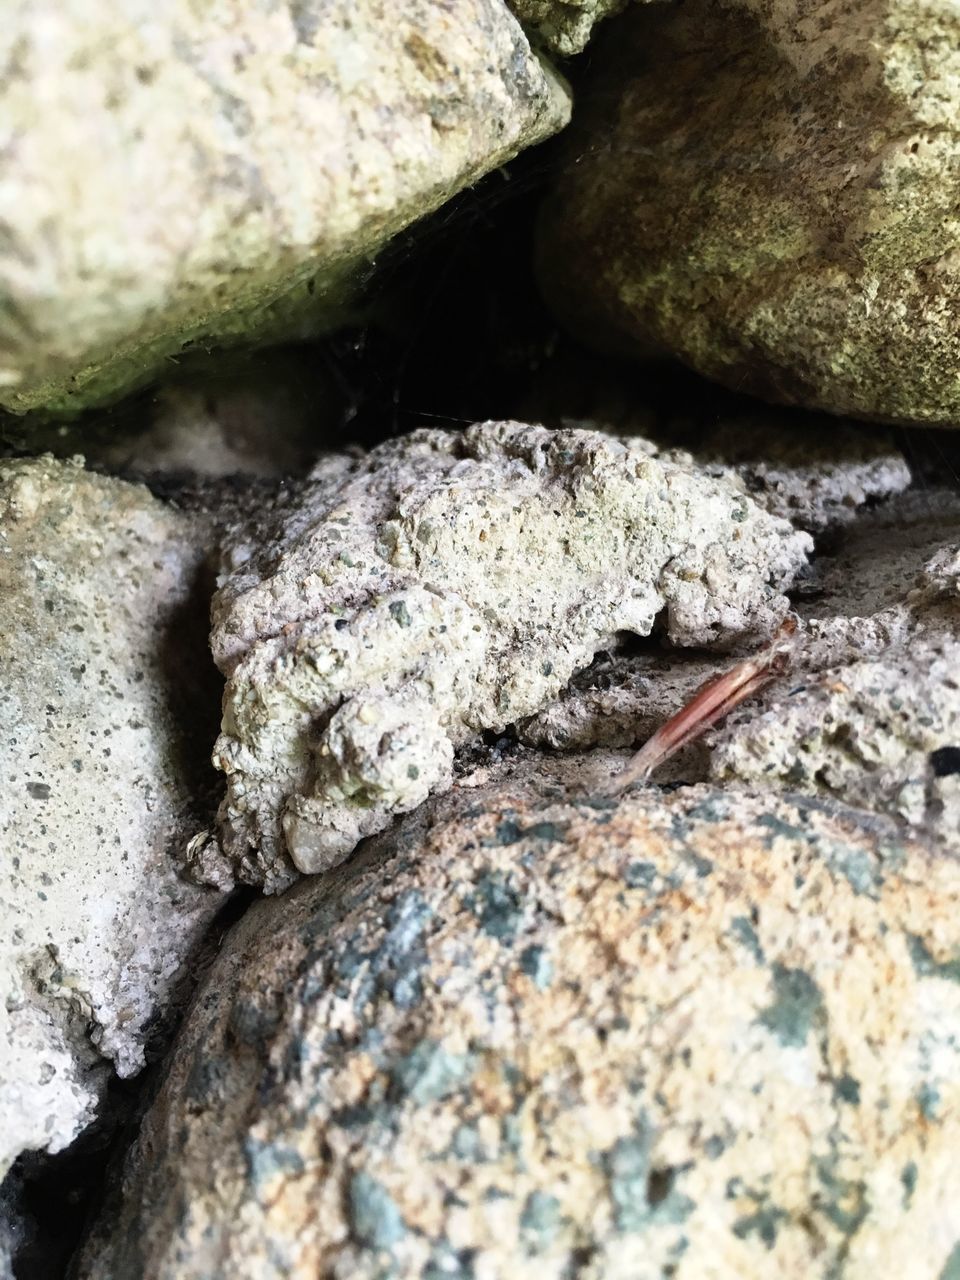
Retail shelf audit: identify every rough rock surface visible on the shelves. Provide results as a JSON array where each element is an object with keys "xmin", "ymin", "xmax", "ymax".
[
  {"xmin": 527, "ymin": 487, "xmax": 960, "ymax": 854},
  {"xmin": 711, "ymin": 488, "xmax": 960, "ymax": 853},
  {"xmin": 538, "ymin": 0, "xmax": 960, "ymax": 424},
  {"xmin": 207, "ymin": 421, "xmax": 809, "ymax": 890},
  {"xmin": 79, "ymin": 757, "xmax": 960, "ymax": 1280},
  {"xmin": 0, "ymin": 1, "xmax": 569, "ymax": 417},
  {"xmin": 0, "ymin": 456, "xmax": 225, "ymax": 1176},
  {"xmin": 11, "ymin": 347, "xmax": 337, "ymax": 482},
  {"xmin": 507, "ymin": 0, "xmax": 628, "ymax": 55}
]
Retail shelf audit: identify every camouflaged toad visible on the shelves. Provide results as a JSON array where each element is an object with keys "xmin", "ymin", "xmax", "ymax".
[{"xmin": 203, "ymin": 421, "xmax": 809, "ymax": 891}]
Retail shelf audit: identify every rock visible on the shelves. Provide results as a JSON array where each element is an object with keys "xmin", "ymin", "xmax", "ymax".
[
  {"xmin": 207, "ymin": 420, "xmax": 810, "ymax": 890},
  {"xmin": 507, "ymin": 0, "xmax": 629, "ymax": 55},
  {"xmin": 537, "ymin": 0, "xmax": 960, "ymax": 424},
  {"xmin": 713, "ymin": 633, "xmax": 960, "ymax": 853},
  {"xmin": 681, "ymin": 415, "xmax": 911, "ymax": 532},
  {"xmin": 78, "ymin": 756, "xmax": 960, "ymax": 1279},
  {"xmin": 710, "ymin": 488, "xmax": 960, "ymax": 854},
  {"xmin": 9, "ymin": 346, "xmax": 339, "ymax": 484},
  {"xmin": 0, "ymin": 456, "xmax": 226, "ymax": 1177},
  {"xmin": 526, "ymin": 487, "xmax": 960, "ymax": 854},
  {"xmin": 0, "ymin": 1, "xmax": 569, "ymax": 418},
  {"xmin": 520, "ymin": 645, "xmax": 718, "ymax": 769}
]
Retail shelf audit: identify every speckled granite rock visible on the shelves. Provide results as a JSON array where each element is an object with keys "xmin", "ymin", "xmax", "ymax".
[
  {"xmin": 0, "ymin": 0, "xmax": 569, "ymax": 417},
  {"xmin": 206, "ymin": 421, "xmax": 809, "ymax": 890},
  {"xmin": 78, "ymin": 756, "xmax": 960, "ymax": 1279},
  {"xmin": 507, "ymin": 0, "xmax": 629, "ymax": 54},
  {"xmin": 538, "ymin": 0, "xmax": 960, "ymax": 424},
  {"xmin": 0, "ymin": 457, "xmax": 225, "ymax": 1175}
]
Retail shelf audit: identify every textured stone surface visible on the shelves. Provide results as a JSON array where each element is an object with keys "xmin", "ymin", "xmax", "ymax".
[
  {"xmin": 527, "ymin": 487, "xmax": 960, "ymax": 854},
  {"xmin": 538, "ymin": 0, "xmax": 960, "ymax": 424},
  {"xmin": 88, "ymin": 349, "xmax": 336, "ymax": 481},
  {"xmin": 711, "ymin": 488, "xmax": 960, "ymax": 853},
  {"xmin": 11, "ymin": 347, "xmax": 337, "ymax": 482},
  {"xmin": 507, "ymin": 0, "xmax": 628, "ymax": 55},
  {"xmin": 206, "ymin": 421, "xmax": 809, "ymax": 890},
  {"xmin": 0, "ymin": 457, "xmax": 225, "ymax": 1176},
  {"xmin": 0, "ymin": 0, "xmax": 569, "ymax": 417},
  {"xmin": 79, "ymin": 757, "xmax": 960, "ymax": 1279}
]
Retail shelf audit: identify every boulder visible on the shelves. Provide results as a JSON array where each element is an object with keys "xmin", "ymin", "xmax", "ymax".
[
  {"xmin": 711, "ymin": 488, "xmax": 960, "ymax": 853},
  {"xmin": 0, "ymin": 456, "xmax": 225, "ymax": 1176},
  {"xmin": 78, "ymin": 757, "xmax": 960, "ymax": 1279},
  {"xmin": 507, "ymin": 0, "xmax": 629, "ymax": 55},
  {"xmin": 205, "ymin": 420, "xmax": 809, "ymax": 890},
  {"xmin": 0, "ymin": 0, "xmax": 569, "ymax": 416},
  {"xmin": 525, "ymin": 486, "xmax": 960, "ymax": 856},
  {"xmin": 538, "ymin": 0, "xmax": 960, "ymax": 424}
]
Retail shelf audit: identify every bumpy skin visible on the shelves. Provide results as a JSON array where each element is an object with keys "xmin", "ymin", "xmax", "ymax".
[
  {"xmin": 526, "ymin": 486, "xmax": 960, "ymax": 856},
  {"xmin": 208, "ymin": 421, "xmax": 809, "ymax": 890},
  {"xmin": 538, "ymin": 0, "xmax": 960, "ymax": 424},
  {"xmin": 0, "ymin": 458, "xmax": 224, "ymax": 1176},
  {"xmin": 0, "ymin": 0, "xmax": 569, "ymax": 416},
  {"xmin": 78, "ymin": 759, "xmax": 960, "ymax": 1280}
]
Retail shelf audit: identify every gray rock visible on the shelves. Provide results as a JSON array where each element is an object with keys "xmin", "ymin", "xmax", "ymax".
[
  {"xmin": 0, "ymin": 0, "xmax": 569, "ymax": 417},
  {"xmin": 207, "ymin": 421, "xmax": 809, "ymax": 890},
  {"xmin": 538, "ymin": 0, "xmax": 960, "ymax": 424},
  {"xmin": 526, "ymin": 487, "xmax": 960, "ymax": 855},
  {"xmin": 0, "ymin": 456, "xmax": 225, "ymax": 1176},
  {"xmin": 507, "ymin": 0, "xmax": 630, "ymax": 55},
  {"xmin": 77, "ymin": 757, "xmax": 960, "ymax": 1279},
  {"xmin": 85, "ymin": 349, "xmax": 338, "ymax": 481},
  {"xmin": 11, "ymin": 347, "xmax": 339, "ymax": 483}
]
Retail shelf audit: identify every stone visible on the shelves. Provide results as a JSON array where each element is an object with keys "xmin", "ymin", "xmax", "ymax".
[
  {"xmin": 526, "ymin": 487, "xmax": 960, "ymax": 854},
  {"xmin": 207, "ymin": 420, "xmax": 809, "ymax": 890},
  {"xmin": 683, "ymin": 414, "xmax": 911, "ymax": 532},
  {"xmin": 77, "ymin": 756, "xmax": 960, "ymax": 1279},
  {"xmin": 537, "ymin": 0, "xmax": 960, "ymax": 424},
  {"xmin": 8, "ymin": 347, "xmax": 339, "ymax": 484},
  {"xmin": 0, "ymin": 456, "xmax": 226, "ymax": 1177},
  {"xmin": 557, "ymin": 403, "xmax": 913, "ymax": 533},
  {"xmin": 507, "ymin": 0, "xmax": 629, "ymax": 55},
  {"xmin": 710, "ymin": 488, "xmax": 960, "ymax": 854},
  {"xmin": 0, "ymin": 0, "xmax": 569, "ymax": 417}
]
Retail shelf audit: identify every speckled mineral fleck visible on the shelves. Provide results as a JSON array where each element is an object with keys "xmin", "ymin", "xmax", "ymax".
[
  {"xmin": 0, "ymin": 457, "xmax": 225, "ymax": 1175},
  {"xmin": 77, "ymin": 756, "xmax": 960, "ymax": 1279},
  {"xmin": 208, "ymin": 421, "xmax": 809, "ymax": 889}
]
